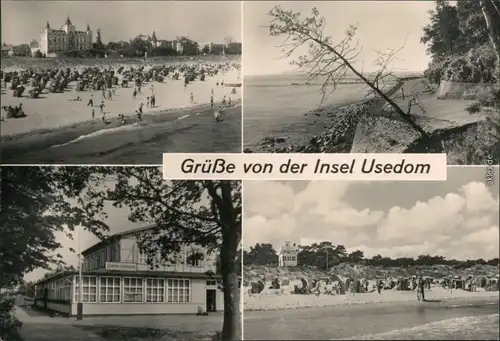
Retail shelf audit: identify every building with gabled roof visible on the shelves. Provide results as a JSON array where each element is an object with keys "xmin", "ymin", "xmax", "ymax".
[{"xmin": 34, "ymin": 225, "xmax": 228, "ymax": 316}]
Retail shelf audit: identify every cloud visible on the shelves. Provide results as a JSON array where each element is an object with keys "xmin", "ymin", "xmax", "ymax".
[{"xmin": 244, "ymin": 178, "xmax": 499, "ymax": 260}]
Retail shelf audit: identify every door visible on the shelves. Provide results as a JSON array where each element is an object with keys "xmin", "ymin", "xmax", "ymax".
[{"xmin": 206, "ymin": 289, "xmax": 216, "ymax": 312}]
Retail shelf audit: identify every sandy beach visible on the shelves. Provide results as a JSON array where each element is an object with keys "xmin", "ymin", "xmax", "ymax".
[
  {"xmin": 1, "ymin": 57, "xmax": 242, "ymax": 162},
  {"xmin": 243, "ymin": 285, "xmax": 499, "ymax": 311}
]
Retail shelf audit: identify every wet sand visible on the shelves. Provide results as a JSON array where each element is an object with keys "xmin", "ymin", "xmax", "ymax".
[{"xmin": 2, "ymin": 100, "xmax": 241, "ymax": 164}]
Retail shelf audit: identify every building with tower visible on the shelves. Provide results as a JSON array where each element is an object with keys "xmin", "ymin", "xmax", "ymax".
[
  {"xmin": 38, "ymin": 17, "xmax": 93, "ymax": 56},
  {"xmin": 278, "ymin": 241, "xmax": 298, "ymax": 267}
]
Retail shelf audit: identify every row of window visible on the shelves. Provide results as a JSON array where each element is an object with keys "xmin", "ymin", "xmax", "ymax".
[
  {"xmin": 84, "ymin": 246, "xmax": 205, "ymax": 271},
  {"xmin": 282, "ymin": 256, "xmax": 297, "ymax": 261},
  {"xmin": 74, "ymin": 276, "xmax": 191, "ymax": 304}
]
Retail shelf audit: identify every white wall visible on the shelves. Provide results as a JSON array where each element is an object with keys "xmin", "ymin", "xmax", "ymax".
[
  {"xmin": 71, "ymin": 278, "xmax": 218, "ymax": 315},
  {"xmin": 35, "ymin": 300, "xmax": 71, "ymax": 315}
]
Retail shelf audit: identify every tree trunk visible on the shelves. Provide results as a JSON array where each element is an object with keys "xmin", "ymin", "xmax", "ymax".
[
  {"xmin": 311, "ymin": 37, "xmax": 429, "ymax": 138},
  {"xmin": 220, "ymin": 229, "xmax": 241, "ymax": 341},
  {"xmin": 481, "ymin": 0, "xmax": 500, "ymax": 88}
]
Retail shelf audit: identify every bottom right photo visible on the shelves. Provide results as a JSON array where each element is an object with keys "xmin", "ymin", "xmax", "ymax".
[{"xmin": 242, "ymin": 166, "xmax": 499, "ymax": 340}]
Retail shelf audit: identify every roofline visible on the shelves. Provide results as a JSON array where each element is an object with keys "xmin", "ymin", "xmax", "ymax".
[
  {"xmin": 34, "ymin": 270, "xmax": 234, "ymax": 285},
  {"xmin": 81, "ymin": 225, "xmax": 156, "ymax": 256}
]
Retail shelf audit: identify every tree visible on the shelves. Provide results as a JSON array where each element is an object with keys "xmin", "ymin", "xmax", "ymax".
[
  {"xmin": 62, "ymin": 168, "xmax": 241, "ymax": 341},
  {"xmin": 244, "ymin": 243, "xmax": 278, "ymax": 265},
  {"xmin": 96, "ymin": 28, "xmax": 104, "ymax": 49},
  {"xmin": 0, "ymin": 167, "xmax": 107, "ymax": 291},
  {"xmin": 479, "ymin": 0, "xmax": 500, "ymax": 86},
  {"xmin": 421, "ymin": 0, "xmax": 462, "ymax": 58},
  {"xmin": 177, "ymin": 36, "xmax": 199, "ymax": 56},
  {"xmin": 347, "ymin": 250, "xmax": 364, "ymax": 262},
  {"xmin": 268, "ymin": 6, "xmax": 429, "ymax": 138}
]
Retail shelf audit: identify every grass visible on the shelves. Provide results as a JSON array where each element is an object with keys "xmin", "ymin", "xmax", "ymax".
[{"xmin": 73, "ymin": 325, "xmax": 218, "ymax": 341}]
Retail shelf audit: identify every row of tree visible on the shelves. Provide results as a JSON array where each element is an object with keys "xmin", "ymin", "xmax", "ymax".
[
  {"xmin": 1, "ymin": 167, "xmax": 241, "ymax": 340},
  {"xmin": 243, "ymin": 242, "xmax": 500, "ymax": 270},
  {"xmin": 421, "ymin": 0, "xmax": 500, "ymax": 85}
]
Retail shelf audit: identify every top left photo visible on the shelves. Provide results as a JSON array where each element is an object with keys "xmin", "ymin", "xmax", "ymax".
[{"xmin": 1, "ymin": 1, "xmax": 242, "ymax": 165}]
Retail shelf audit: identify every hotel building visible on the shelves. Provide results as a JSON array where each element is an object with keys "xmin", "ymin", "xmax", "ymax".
[{"xmin": 34, "ymin": 226, "xmax": 225, "ymax": 316}]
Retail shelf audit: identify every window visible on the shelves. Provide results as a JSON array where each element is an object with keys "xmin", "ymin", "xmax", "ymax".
[
  {"xmin": 138, "ymin": 250, "xmax": 147, "ymax": 264},
  {"xmin": 114, "ymin": 242, "xmax": 120, "ymax": 262},
  {"xmin": 206, "ymin": 280, "xmax": 217, "ymax": 286},
  {"xmin": 74, "ymin": 276, "xmax": 97, "ymax": 303},
  {"xmin": 146, "ymin": 278, "xmax": 165, "ymax": 303},
  {"xmin": 167, "ymin": 279, "xmax": 190, "ymax": 303},
  {"xmin": 186, "ymin": 249, "xmax": 203, "ymax": 267},
  {"xmin": 106, "ymin": 246, "xmax": 112, "ymax": 263},
  {"xmin": 100, "ymin": 250, "xmax": 105, "ymax": 267},
  {"xmin": 100, "ymin": 277, "xmax": 120, "ymax": 303},
  {"xmin": 123, "ymin": 277, "xmax": 143, "ymax": 302}
]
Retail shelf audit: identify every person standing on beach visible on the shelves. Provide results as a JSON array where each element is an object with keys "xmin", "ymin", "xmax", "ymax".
[
  {"xmin": 151, "ymin": 94, "xmax": 155, "ymax": 108},
  {"xmin": 108, "ymin": 89, "xmax": 112, "ymax": 100},
  {"xmin": 99, "ymin": 101, "xmax": 105, "ymax": 115},
  {"xmin": 190, "ymin": 92, "xmax": 194, "ymax": 104},
  {"xmin": 210, "ymin": 95, "xmax": 214, "ymax": 108},
  {"xmin": 228, "ymin": 96, "xmax": 231, "ymax": 107},
  {"xmin": 222, "ymin": 95, "xmax": 226, "ymax": 106},
  {"xmin": 87, "ymin": 92, "xmax": 94, "ymax": 107},
  {"xmin": 133, "ymin": 88, "xmax": 137, "ymax": 100},
  {"xmin": 146, "ymin": 96, "xmax": 150, "ymax": 108}
]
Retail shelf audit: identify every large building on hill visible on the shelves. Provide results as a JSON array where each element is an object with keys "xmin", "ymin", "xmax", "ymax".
[
  {"xmin": 34, "ymin": 225, "xmax": 226, "ymax": 316},
  {"xmin": 38, "ymin": 17, "xmax": 93, "ymax": 56},
  {"xmin": 278, "ymin": 241, "xmax": 298, "ymax": 267}
]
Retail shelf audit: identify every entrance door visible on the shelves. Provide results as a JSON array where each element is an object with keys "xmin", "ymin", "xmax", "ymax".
[{"xmin": 206, "ymin": 289, "xmax": 217, "ymax": 312}]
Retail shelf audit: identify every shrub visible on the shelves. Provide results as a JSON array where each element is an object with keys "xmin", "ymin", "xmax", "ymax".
[
  {"xmin": 425, "ymin": 44, "xmax": 498, "ymax": 84},
  {"xmin": 0, "ymin": 297, "xmax": 23, "ymax": 341},
  {"xmin": 465, "ymin": 101, "xmax": 482, "ymax": 114}
]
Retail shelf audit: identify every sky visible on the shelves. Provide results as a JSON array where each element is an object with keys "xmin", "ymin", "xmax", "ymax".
[
  {"xmin": 243, "ymin": 1, "xmax": 435, "ymax": 75},
  {"xmin": 1, "ymin": 1, "xmax": 241, "ymax": 45},
  {"xmin": 244, "ymin": 167, "xmax": 500, "ymax": 261},
  {"xmin": 24, "ymin": 175, "xmax": 214, "ymax": 283},
  {"xmin": 24, "ymin": 199, "xmax": 141, "ymax": 283}
]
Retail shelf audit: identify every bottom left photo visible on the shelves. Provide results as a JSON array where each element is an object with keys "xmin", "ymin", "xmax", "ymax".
[{"xmin": 0, "ymin": 166, "xmax": 242, "ymax": 341}]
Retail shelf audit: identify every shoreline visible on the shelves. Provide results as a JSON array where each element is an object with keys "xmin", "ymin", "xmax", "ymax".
[
  {"xmin": 243, "ymin": 289, "xmax": 499, "ymax": 312},
  {"xmin": 244, "ymin": 99, "xmax": 369, "ymax": 153},
  {"xmin": 1, "ymin": 99, "xmax": 240, "ymax": 158}
]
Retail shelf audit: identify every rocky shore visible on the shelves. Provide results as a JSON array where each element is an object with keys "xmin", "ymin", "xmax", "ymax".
[{"xmin": 244, "ymin": 101, "xmax": 370, "ymax": 153}]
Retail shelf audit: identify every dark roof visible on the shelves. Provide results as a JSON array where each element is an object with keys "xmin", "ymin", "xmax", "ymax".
[
  {"xmin": 81, "ymin": 225, "xmax": 155, "ymax": 256},
  {"xmin": 35, "ymin": 269, "xmax": 222, "ymax": 285}
]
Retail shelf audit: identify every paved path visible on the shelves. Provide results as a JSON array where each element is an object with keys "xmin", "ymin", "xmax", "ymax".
[{"xmin": 15, "ymin": 307, "xmax": 103, "ymax": 341}]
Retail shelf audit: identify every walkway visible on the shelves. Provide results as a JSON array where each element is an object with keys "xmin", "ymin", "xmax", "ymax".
[{"xmin": 14, "ymin": 307, "xmax": 103, "ymax": 341}]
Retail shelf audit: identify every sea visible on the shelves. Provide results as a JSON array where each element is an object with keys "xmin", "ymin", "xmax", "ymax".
[
  {"xmin": 244, "ymin": 298, "xmax": 500, "ymax": 340},
  {"xmin": 243, "ymin": 73, "xmax": 371, "ymax": 150},
  {"xmin": 2, "ymin": 104, "xmax": 242, "ymax": 164}
]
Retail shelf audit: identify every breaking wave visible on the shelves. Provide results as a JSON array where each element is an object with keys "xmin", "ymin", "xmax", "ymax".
[
  {"xmin": 341, "ymin": 314, "xmax": 499, "ymax": 340},
  {"xmin": 50, "ymin": 122, "xmax": 148, "ymax": 148}
]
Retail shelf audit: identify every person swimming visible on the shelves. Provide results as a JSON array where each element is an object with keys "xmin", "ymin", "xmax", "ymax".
[{"xmin": 214, "ymin": 105, "xmax": 223, "ymax": 122}]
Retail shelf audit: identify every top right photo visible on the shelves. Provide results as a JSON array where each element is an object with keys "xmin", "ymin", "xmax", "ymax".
[{"xmin": 243, "ymin": 0, "xmax": 500, "ymax": 165}]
